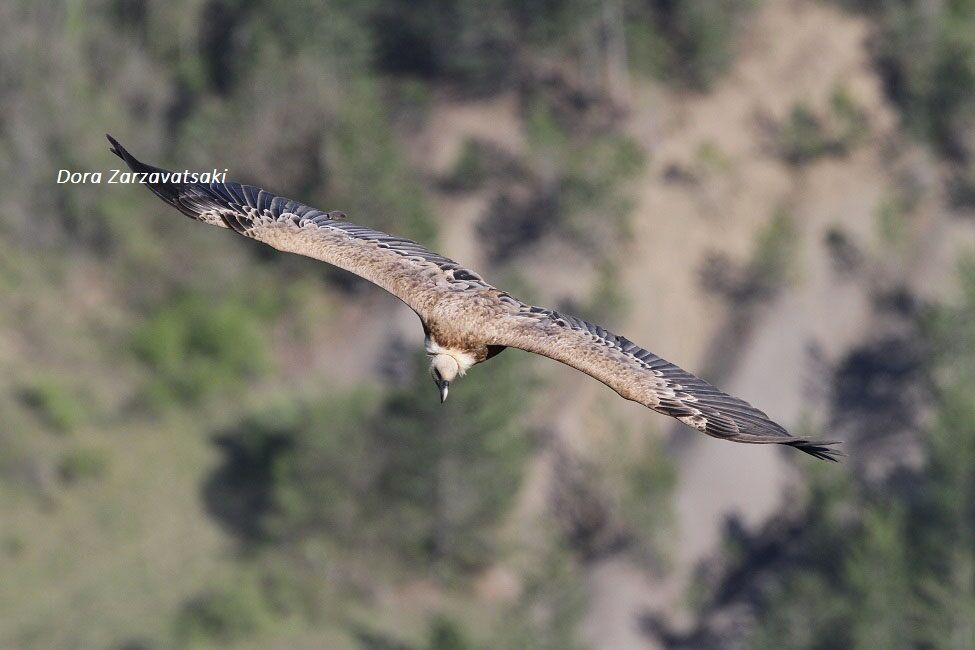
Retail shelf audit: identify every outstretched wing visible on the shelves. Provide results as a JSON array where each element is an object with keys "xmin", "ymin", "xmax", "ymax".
[
  {"xmin": 490, "ymin": 306, "xmax": 841, "ymax": 461},
  {"xmin": 106, "ymin": 135, "xmax": 494, "ymax": 320}
]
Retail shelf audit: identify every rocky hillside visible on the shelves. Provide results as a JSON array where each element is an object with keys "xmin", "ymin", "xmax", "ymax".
[{"xmin": 2, "ymin": 1, "xmax": 975, "ymax": 649}]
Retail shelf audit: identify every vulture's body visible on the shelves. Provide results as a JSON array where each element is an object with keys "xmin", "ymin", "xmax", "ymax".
[{"xmin": 107, "ymin": 135, "xmax": 839, "ymax": 462}]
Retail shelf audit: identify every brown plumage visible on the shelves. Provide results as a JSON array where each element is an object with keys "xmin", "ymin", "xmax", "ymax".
[{"xmin": 107, "ymin": 135, "xmax": 840, "ymax": 462}]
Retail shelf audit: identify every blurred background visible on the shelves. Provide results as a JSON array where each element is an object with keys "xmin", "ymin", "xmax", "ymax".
[{"xmin": 2, "ymin": 0, "xmax": 975, "ymax": 648}]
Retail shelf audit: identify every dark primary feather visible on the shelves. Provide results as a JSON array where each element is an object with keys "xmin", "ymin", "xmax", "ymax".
[{"xmin": 107, "ymin": 134, "xmax": 196, "ymax": 218}]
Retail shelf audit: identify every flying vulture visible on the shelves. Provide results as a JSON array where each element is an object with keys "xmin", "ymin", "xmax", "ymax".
[{"xmin": 107, "ymin": 135, "xmax": 840, "ymax": 461}]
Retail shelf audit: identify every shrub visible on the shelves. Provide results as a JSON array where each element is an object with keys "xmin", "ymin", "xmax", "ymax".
[
  {"xmin": 58, "ymin": 447, "xmax": 109, "ymax": 484},
  {"xmin": 261, "ymin": 392, "xmax": 378, "ymax": 544},
  {"xmin": 18, "ymin": 380, "xmax": 86, "ymax": 433},
  {"xmin": 368, "ymin": 352, "xmax": 533, "ymax": 568},
  {"xmin": 874, "ymin": 195, "xmax": 911, "ymax": 255},
  {"xmin": 327, "ymin": 80, "xmax": 438, "ymax": 247},
  {"xmin": 752, "ymin": 207, "xmax": 801, "ymax": 288},
  {"xmin": 629, "ymin": 0, "xmax": 756, "ymax": 90},
  {"xmin": 777, "ymin": 104, "xmax": 834, "ymax": 165},
  {"xmin": 443, "ymin": 138, "xmax": 490, "ymax": 192},
  {"xmin": 175, "ymin": 577, "xmax": 270, "ymax": 646},
  {"xmin": 776, "ymin": 90, "xmax": 866, "ymax": 166},
  {"xmin": 479, "ymin": 99, "xmax": 645, "ymax": 263},
  {"xmin": 490, "ymin": 544, "xmax": 587, "ymax": 650},
  {"xmin": 370, "ymin": 0, "xmax": 518, "ymax": 93},
  {"xmin": 872, "ymin": 0, "xmax": 975, "ymax": 158},
  {"xmin": 665, "ymin": 0, "xmax": 756, "ymax": 89},
  {"xmin": 699, "ymin": 207, "xmax": 802, "ymax": 306},
  {"xmin": 427, "ymin": 615, "xmax": 473, "ymax": 650},
  {"xmin": 131, "ymin": 294, "xmax": 269, "ymax": 408}
]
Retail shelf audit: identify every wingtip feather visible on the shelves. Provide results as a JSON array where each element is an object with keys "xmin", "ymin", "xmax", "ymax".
[
  {"xmin": 106, "ymin": 134, "xmax": 125, "ymax": 159},
  {"xmin": 105, "ymin": 134, "xmax": 144, "ymax": 170},
  {"xmin": 104, "ymin": 134, "xmax": 199, "ymax": 218},
  {"xmin": 786, "ymin": 439, "xmax": 844, "ymax": 462}
]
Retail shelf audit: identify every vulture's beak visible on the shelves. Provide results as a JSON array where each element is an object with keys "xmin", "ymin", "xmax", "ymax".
[{"xmin": 438, "ymin": 380, "xmax": 450, "ymax": 404}]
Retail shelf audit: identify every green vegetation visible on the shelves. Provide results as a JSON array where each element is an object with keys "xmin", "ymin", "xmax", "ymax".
[
  {"xmin": 626, "ymin": 0, "xmax": 756, "ymax": 88},
  {"xmin": 873, "ymin": 0, "xmax": 975, "ymax": 159},
  {"xmin": 368, "ymin": 0, "xmax": 756, "ymax": 93},
  {"xmin": 477, "ymin": 98, "xmax": 644, "ymax": 263},
  {"xmin": 58, "ymin": 447, "xmax": 110, "ymax": 485},
  {"xmin": 426, "ymin": 615, "xmax": 473, "ymax": 650},
  {"xmin": 176, "ymin": 575, "xmax": 273, "ymax": 646},
  {"xmin": 659, "ymin": 0, "xmax": 756, "ymax": 89},
  {"xmin": 330, "ymin": 81, "xmax": 439, "ymax": 245},
  {"xmin": 775, "ymin": 88, "xmax": 868, "ymax": 166},
  {"xmin": 213, "ymin": 352, "xmax": 532, "ymax": 572},
  {"xmin": 701, "ymin": 207, "xmax": 802, "ymax": 305},
  {"xmin": 874, "ymin": 194, "xmax": 912, "ymax": 255},
  {"xmin": 548, "ymin": 407, "xmax": 675, "ymax": 566},
  {"xmin": 836, "ymin": 0, "xmax": 975, "ymax": 201},
  {"xmin": 778, "ymin": 104, "xmax": 837, "ymax": 165},
  {"xmin": 18, "ymin": 379, "xmax": 87, "ymax": 434},
  {"xmin": 752, "ymin": 207, "xmax": 801, "ymax": 288},
  {"xmin": 443, "ymin": 138, "xmax": 491, "ymax": 192},
  {"xmin": 473, "ymin": 540, "xmax": 589, "ymax": 650},
  {"xmin": 132, "ymin": 295, "xmax": 270, "ymax": 408},
  {"xmin": 694, "ymin": 140, "xmax": 733, "ymax": 176},
  {"xmin": 611, "ymin": 436, "xmax": 677, "ymax": 563}
]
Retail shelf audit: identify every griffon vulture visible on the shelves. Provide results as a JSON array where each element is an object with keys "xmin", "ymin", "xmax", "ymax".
[{"xmin": 107, "ymin": 135, "xmax": 839, "ymax": 461}]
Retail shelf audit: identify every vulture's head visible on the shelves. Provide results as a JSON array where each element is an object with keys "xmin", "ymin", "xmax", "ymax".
[{"xmin": 430, "ymin": 353, "xmax": 460, "ymax": 403}]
